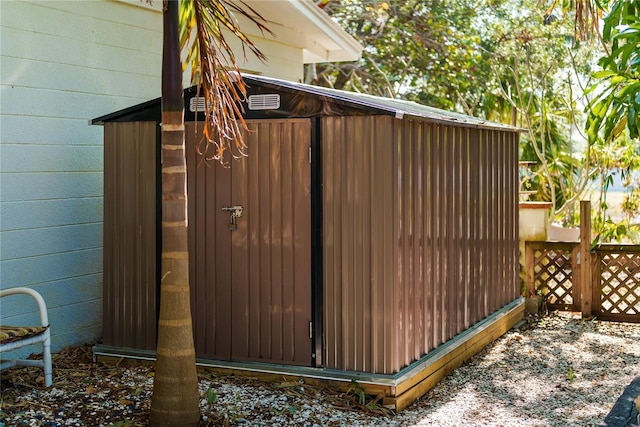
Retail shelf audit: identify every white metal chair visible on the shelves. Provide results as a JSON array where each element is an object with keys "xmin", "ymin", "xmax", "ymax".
[{"xmin": 0, "ymin": 287, "xmax": 53, "ymax": 386}]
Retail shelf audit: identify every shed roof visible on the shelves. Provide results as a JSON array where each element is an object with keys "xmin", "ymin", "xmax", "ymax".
[
  {"xmin": 92, "ymin": 74, "xmax": 519, "ymax": 132},
  {"xmin": 245, "ymin": 75, "xmax": 518, "ymax": 131}
]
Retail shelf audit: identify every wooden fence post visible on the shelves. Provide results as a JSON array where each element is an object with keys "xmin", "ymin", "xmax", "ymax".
[
  {"xmin": 571, "ymin": 244, "xmax": 582, "ymax": 310},
  {"xmin": 591, "ymin": 250, "xmax": 600, "ymax": 316},
  {"xmin": 524, "ymin": 243, "xmax": 535, "ymax": 297},
  {"xmin": 579, "ymin": 201, "xmax": 592, "ymax": 318}
]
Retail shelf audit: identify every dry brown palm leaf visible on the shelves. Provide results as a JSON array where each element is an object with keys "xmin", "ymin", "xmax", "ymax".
[
  {"xmin": 543, "ymin": 0, "xmax": 602, "ymax": 43},
  {"xmin": 180, "ymin": 0, "xmax": 273, "ymax": 163}
]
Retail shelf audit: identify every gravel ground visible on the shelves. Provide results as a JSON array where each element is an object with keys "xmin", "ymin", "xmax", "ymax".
[{"xmin": 1, "ymin": 312, "xmax": 639, "ymax": 427}]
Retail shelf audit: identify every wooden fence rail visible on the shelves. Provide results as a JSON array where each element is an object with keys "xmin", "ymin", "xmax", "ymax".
[{"xmin": 524, "ymin": 201, "xmax": 640, "ymax": 323}]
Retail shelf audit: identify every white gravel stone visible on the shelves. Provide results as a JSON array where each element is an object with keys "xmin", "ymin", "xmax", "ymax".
[{"xmin": 1, "ymin": 313, "xmax": 639, "ymax": 426}]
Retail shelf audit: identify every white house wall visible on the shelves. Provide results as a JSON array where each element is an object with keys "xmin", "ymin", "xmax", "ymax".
[
  {"xmin": 0, "ymin": 0, "xmax": 163, "ymax": 354},
  {"xmin": 224, "ymin": 33, "xmax": 304, "ymax": 81}
]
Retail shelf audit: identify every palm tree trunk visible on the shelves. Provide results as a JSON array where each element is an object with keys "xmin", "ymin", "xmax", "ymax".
[{"xmin": 150, "ymin": 1, "xmax": 200, "ymax": 425}]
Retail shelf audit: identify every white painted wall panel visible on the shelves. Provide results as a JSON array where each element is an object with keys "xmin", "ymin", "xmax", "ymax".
[
  {"xmin": 1, "ymin": 27, "xmax": 161, "ymax": 79},
  {"xmin": 1, "ymin": 116, "xmax": 105, "ymax": 145},
  {"xmin": 1, "ymin": 249, "xmax": 102, "ymax": 287},
  {"xmin": 1, "ymin": 199, "xmax": 103, "ymax": 230},
  {"xmin": 1, "ymin": 145, "xmax": 103, "ymax": 173},
  {"xmin": 2, "ymin": 1, "xmax": 161, "ymax": 53},
  {"xmin": 2, "ymin": 276, "xmax": 103, "ymax": 320},
  {"xmin": 1, "ymin": 172, "xmax": 102, "ymax": 201},
  {"xmin": 0, "ymin": 0, "xmax": 162, "ymax": 356},
  {"xmin": 1, "ymin": 223, "xmax": 102, "ymax": 259},
  {"xmin": 1, "ymin": 56, "xmax": 161, "ymax": 100},
  {"xmin": 2, "ymin": 85, "xmax": 154, "ymax": 120},
  {"xmin": 1, "ymin": 4, "xmax": 161, "ymax": 79},
  {"xmin": 225, "ymin": 34, "xmax": 304, "ymax": 81}
]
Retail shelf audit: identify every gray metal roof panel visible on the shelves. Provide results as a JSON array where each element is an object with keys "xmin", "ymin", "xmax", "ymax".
[{"xmin": 243, "ymin": 74, "xmax": 520, "ymax": 132}]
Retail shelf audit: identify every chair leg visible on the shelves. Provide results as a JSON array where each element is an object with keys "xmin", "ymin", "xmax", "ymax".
[{"xmin": 43, "ymin": 333, "xmax": 52, "ymax": 387}]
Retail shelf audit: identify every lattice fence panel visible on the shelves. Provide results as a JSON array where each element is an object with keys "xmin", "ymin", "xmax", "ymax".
[
  {"xmin": 533, "ymin": 248, "xmax": 574, "ymax": 309},
  {"xmin": 598, "ymin": 252, "xmax": 640, "ymax": 315}
]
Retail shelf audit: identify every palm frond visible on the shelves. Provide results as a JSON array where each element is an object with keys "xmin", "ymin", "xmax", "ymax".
[
  {"xmin": 181, "ymin": 0, "xmax": 273, "ymax": 162},
  {"xmin": 544, "ymin": 0, "xmax": 602, "ymax": 42}
]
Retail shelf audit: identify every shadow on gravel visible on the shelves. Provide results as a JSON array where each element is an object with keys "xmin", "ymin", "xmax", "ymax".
[{"xmin": 401, "ymin": 313, "xmax": 640, "ymax": 427}]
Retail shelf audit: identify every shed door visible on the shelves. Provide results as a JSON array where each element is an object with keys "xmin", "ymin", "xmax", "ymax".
[{"xmin": 186, "ymin": 119, "xmax": 312, "ymax": 366}]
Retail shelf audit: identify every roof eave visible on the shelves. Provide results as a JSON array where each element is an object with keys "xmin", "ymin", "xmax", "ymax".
[
  {"xmin": 91, "ymin": 98, "xmax": 158, "ymax": 125},
  {"xmin": 292, "ymin": 1, "xmax": 363, "ymax": 63}
]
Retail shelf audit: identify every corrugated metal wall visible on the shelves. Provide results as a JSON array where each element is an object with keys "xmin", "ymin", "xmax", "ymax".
[
  {"xmin": 103, "ymin": 121, "xmax": 158, "ymax": 350},
  {"xmin": 322, "ymin": 115, "xmax": 396, "ymax": 374},
  {"xmin": 322, "ymin": 116, "xmax": 519, "ymax": 374},
  {"xmin": 186, "ymin": 119, "xmax": 312, "ymax": 366},
  {"xmin": 103, "ymin": 119, "xmax": 313, "ymax": 365},
  {"xmin": 103, "ymin": 115, "xmax": 518, "ymax": 373}
]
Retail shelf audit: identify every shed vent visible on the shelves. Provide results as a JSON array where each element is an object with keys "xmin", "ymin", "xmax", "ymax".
[
  {"xmin": 189, "ymin": 97, "xmax": 206, "ymax": 113},
  {"xmin": 248, "ymin": 94, "xmax": 280, "ymax": 110}
]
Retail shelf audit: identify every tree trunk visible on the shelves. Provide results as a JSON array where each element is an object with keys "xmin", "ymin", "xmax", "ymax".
[{"xmin": 150, "ymin": 1, "xmax": 200, "ymax": 426}]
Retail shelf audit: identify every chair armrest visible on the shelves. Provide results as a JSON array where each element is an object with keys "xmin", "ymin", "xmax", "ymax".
[{"xmin": 0, "ymin": 287, "xmax": 49, "ymax": 328}]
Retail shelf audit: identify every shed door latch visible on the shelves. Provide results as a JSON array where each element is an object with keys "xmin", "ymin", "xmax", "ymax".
[{"xmin": 222, "ymin": 206, "xmax": 243, "ymax": 231}]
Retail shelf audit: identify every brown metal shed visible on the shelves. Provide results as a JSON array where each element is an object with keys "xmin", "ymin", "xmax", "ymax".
[{"xmin": 93, "ymin": 74, "xmax": 523, "ymax": 409}]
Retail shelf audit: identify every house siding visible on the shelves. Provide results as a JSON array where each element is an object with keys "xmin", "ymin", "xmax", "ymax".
[
  {"xmin": 222, "ymin": 30, "xmax": 305, "ymax": 81},
  {"xmin": 0, "ymin": 0, "xmax": 163, "ymax": 354}
]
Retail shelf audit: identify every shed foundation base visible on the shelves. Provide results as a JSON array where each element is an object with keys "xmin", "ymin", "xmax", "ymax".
[{"xmin": 94, "ymin": 298, "xmax": 524, "ymax": 412}]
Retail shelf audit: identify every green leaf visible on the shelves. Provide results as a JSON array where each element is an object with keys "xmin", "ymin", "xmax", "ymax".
[
  {"xmin": 610, "ymin": 75, "xmax": 627, "ymax": 85},
  {"xmin": 629, "ymin": 105, "xmax": 639, "ymax": 138},
  {"xmin": 615, "ymin": 82, "xmax": 640, "ymax": 100},
  {"xmin": 207, "ymin": 388, "xmax": 217, "ymax": 405},
  {"xmin": 592, "ymin": 70, "xmax": 618, "ymax": 79},
  {"xmin": 608, "ymin": 43, "xmax": 637, "ymax": 69}
]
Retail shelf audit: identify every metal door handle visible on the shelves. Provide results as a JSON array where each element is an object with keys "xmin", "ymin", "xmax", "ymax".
[{"xmin": 222, "ymin": 206, "xmax": 243, "ymax": 230}]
